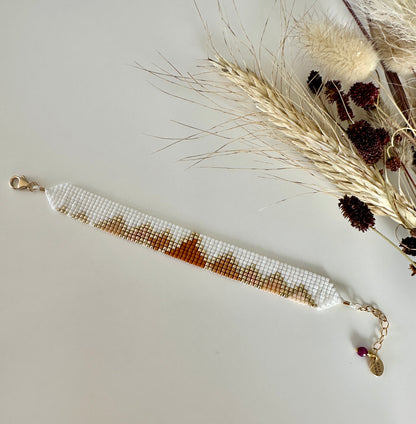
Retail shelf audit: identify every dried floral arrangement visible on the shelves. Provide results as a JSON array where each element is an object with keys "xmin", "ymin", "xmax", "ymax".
[{"xmin": 143, "ymin": 0, "xmax": 416, "ymax": 275}]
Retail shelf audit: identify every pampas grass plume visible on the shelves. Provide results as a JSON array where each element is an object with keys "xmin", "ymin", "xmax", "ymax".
[
  {"xmin": 372, "ymin": 26, "xmax": 416, "ymax": 76},
  {"xmin": 298, "ymin": 18, "xmax": 379, "ymax": 84},
  {"xmin": 352, "ymin": 0, "xmax": 416, "ymax": 76}
]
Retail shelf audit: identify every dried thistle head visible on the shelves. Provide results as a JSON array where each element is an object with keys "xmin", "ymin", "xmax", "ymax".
[
  {"xmin": 338, "ymin": 195, "xmax": 376, "ymax": 232},
  {"xmin": 386, "ymin": 156, "xmax": 401, "ymax": 172},
  {"xmin": 307, "ymin": 70, "xmax": 323, "ymax": 95},
  {"xmin": 349, "ymin": 82, "xmax": 379, "ymax": 109},
  {"xmin": 346, "ymin": 120, "xmax": 385, "ymax": 165},
  {"xmin": 400, "ymin": 237, "xmax": 416, "ymax": 256},
  {"xmin": 325, "ymin": 80, "xmax": 354, "ymax": 121},
  {"xmin": 297, "ymin": 17, "xmax": 379, "ymax": 84}
]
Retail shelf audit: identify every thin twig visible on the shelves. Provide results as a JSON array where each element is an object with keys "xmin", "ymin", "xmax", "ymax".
[{"xmin": 372, "ymin": 227, "xmax": 416, "ymax": 266}]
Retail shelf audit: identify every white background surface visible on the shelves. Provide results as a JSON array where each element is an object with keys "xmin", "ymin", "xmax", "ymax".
[{"xmin": 1, "ymin": 0, "xmax": 415, "ymax": 423}]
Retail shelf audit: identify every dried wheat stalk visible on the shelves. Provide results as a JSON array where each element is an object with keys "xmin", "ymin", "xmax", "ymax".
[{"xmin": 209, "ymin": 55, "xmax": 416, "ymax": 229}]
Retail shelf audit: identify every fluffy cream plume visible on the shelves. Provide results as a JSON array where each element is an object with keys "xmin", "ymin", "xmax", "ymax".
[
  {"xmin": 395, "ymin": 139, "xmax": 414, "ymax": 170},
  {"xmin": 297, "ymin": 18, "xmax": 379, "ymax": 84},
  {"xmin": 372, "ymin": 25, "xmax": 416, "ymax": 76},
  {"xmin": 207, "ymin": 56, "xmax": 416, "ymax": 228},
  {"xmin": 352, "ymin": 0, "xmax": 416, "ymax": 76}
]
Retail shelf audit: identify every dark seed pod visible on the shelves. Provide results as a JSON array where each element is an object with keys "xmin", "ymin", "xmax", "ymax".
[
  {"xmin": 307, "ymin": 70, "xmax": 323, "ymax": 95},
  {"xmin": 349, "ymin": 82, "xmax": 379, "ymax": 109},
  {"xmin": 386, "ymin": 156, "xmax": 401, "ymax": 172},
  {"xmin": 325, "ymin": 80, "xmax": 354, "ymax": 121},
  {"xmin": 347, "ymin": 120, "xmax": 386, "ymax": 165},
  {"xmin": 400, "ymin": 237, "xmax": 416, "ymax": 256},
  {"xmin": 338, "ymin": 195, "xmax": 375, "ymax": 232}
]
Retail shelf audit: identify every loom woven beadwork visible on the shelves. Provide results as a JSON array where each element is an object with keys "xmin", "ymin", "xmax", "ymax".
[{"xmin": 46, "ymin": 183, "xmax": 342, "ymax": 310}]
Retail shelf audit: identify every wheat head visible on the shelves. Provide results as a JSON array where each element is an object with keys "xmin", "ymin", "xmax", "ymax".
[{"xmin": 210, "ymin": 55, "xmax": 416, "ymax": 229}]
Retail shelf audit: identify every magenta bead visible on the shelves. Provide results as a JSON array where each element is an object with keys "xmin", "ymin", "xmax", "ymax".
[{"xmin": 357, "ymin": 347, "xmax": 368, "ymax": 357}]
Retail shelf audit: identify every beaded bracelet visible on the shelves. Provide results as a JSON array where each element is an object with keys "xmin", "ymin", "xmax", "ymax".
[{"xmin": 9, "ymin": 175, "xmax": 388, "ymax": 376}]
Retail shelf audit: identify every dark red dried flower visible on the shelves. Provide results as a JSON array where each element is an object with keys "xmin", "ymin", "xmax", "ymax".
[
  {"xmin": 325, "ymin": 80, "xmax": 354, "ymax": 121},
  {"xmin": 325, "ymin": 80, "xmax": 342, "ymax": 102},
  {"xmin": 375, "ymin": 128, "xmax": 391, "ymax": 146},
  {"xmin": 338, "ymin": 195, "xmax": 375, "ymax": 232},
  {"xmin": 400, "ymin": 237, "xmax": 416, "ymax": 256},
  {"xmin": 349, "ymin": 82, "xmax": 380, "ymax": 109},
  {"xmin": 346, "ymin": 120, "xmax": 384, "ymax": 165},
  {"xmin": 394, "ymin": 134, "xmax": 403, "ymax": 143},
  {"xmin": 336, "ymin": 100, "xmax": 354, "ymax": 121},
  {"xmin": 307, "ymin": 70, "xmax": 323, "ymax": 95},
  {"xmin": 409, "ymin": 265, "xmax": 416, "ymax": 276},
  {"xmin": 411, "ymin": 228, "xmax": 416, "ymax": 237},
  {"xmin": 386, "ymin": 156, "xmax": 401, "ymax": 171}
]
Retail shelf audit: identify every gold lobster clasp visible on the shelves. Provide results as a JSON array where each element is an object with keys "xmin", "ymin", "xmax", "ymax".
[{"xmin": 9, "ymin": 175, "xmax": 44, "ymax": 192}]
